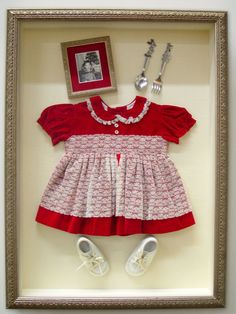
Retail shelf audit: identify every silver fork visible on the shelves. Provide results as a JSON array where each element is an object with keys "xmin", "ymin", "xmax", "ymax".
[{"xmin": 152, "ymin": 43, "xmax": 173, "ymax": 94}]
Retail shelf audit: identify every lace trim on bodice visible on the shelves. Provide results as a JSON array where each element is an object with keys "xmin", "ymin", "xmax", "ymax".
[{"xmin": 87, "ymin": 99, "xmax": 151, "ymax": 125}]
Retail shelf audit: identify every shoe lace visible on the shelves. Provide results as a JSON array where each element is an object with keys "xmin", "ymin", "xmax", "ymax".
[
  {"xmin": 131, "ymin": 250, "xmax": 152, "ymax": 271},
  {"xmin": 76, "ymin": 253, "xmax": 105, "ymax": 273}
]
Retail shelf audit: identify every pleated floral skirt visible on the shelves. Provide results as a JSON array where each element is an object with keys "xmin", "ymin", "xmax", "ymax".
[{"xmin": 36, "ymin": 134, "xmax": 195, "ymax": 235}]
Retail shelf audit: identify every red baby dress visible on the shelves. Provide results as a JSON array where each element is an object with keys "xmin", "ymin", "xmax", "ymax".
[{"xmin": 36, "ymin": 95, "xmax": 196, "ymax": 236}]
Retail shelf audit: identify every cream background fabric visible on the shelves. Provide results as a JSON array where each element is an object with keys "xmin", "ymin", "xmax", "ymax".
[
  {"xmin": 17, "ymin": 20, "xmax": 213, "ymax": 293},
  {"xmin": 0, "ymin": 0, "xmax": 235, "ymax": 313}
]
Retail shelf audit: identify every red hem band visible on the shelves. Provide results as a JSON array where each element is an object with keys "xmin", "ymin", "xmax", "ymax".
[{"xmin": 36, "ymin": 206, "xmax": 195, "ymax": 236}]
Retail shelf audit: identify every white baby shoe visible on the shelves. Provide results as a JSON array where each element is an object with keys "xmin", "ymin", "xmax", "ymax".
[
  {"xmin": 125, "ymin": 236, "xmax": 158, "ymax": 276},
  {"xmin": 76, "ymin": 237, "xmax": 109, "ymax": 276}
]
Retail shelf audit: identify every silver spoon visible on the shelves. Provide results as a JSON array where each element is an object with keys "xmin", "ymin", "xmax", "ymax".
[{"xmin": 135, "ymin": 39, "xmax": 156, "ymax": 91}]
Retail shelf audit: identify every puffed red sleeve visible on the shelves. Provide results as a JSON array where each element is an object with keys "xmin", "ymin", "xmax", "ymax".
[
  {"xmin": 37, "ymin": 104, "xmax": 74, "ymax": 145},
  {"xmin": 161, "ymin": 105, "xmax": 196, "ymax": 144}
]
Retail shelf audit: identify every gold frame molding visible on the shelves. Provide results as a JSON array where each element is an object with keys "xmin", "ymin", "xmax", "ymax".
[{"xmin": 5, "ymin": 9, "xmax": 228, "ymax": 309}]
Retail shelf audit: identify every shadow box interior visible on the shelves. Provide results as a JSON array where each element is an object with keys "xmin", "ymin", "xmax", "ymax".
[{"xmin": 17, "ymin": 19, "xmax": 216, "ymax": 299}]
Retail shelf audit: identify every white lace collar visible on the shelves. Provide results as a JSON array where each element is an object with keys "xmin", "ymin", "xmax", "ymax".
[{"xmin": 87, "ymin": 97, "xmax": 151, "ymax": 125}]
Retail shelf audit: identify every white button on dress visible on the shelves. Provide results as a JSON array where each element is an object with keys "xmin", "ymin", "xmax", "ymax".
[{"xmin": 114, "ymin": 130, "xmax": 119, "ymax": 134}]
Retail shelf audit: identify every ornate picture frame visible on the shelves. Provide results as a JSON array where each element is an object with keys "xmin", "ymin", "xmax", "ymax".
[
  {"xmin": 61, "ymin": 36, "xmax": 116, "ymax": 98},
  {"xmin": 5, "ymin": 9, "xmax": 227, "ymax": 309}
]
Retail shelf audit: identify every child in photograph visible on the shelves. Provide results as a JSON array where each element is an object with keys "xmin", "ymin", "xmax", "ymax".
[{"xmin": 79, "ymin": 59, "xmax": 97, "ymax": 82}]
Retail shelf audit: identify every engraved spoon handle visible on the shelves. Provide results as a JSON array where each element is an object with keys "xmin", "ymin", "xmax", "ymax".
[
  {"xmin": 141, "ymin": 39, "xmax": 157, "ymax": 74},
  {"xmin": 142, "ymin": 55, "xmax": 150, "ymax": 74}
]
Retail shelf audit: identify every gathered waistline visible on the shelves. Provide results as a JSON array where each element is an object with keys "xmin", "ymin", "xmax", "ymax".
[{"xmin": 64, "ymin": 151, "xmax": 168, "ymax": 160}]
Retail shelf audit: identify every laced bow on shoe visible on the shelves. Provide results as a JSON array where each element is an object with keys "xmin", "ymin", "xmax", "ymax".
[
  {"xmin": 76, "ymin": 254, "xmax": 105, "ymax": 273},
  {"xmin": 131, "ymin": 250, "xmax": 153, "ymax": 271},
  {"xmin": 125, "ymin": 236, "xmax": 158, "ymax": 276}
]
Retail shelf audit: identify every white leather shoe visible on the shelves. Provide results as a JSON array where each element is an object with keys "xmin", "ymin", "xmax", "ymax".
[
  {"xmin": 76, "ymin": 237, "xmax": 109, "ymax": 276},
  {"xmin": 125, "ymin": 236, "xmax": 158, "ymax": 276}
]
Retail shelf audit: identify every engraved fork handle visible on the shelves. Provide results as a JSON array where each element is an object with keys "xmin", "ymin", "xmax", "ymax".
[
  {"xmin": 158, "ymin": 43, "xmax": 173, "ymax": 77},
  {"xmin": 158, "ymin": 59, "xmax": 168, "ymax": 77}
]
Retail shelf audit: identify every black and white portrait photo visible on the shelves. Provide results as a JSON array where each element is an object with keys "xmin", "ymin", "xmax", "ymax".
[{"xmin": 76, "ymin": 51, "xmax": 103, "ymax": 83}]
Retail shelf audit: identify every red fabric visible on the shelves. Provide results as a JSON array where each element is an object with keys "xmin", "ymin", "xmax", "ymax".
[
  {"xmin": 37, "ymin": 96, "xmax": 196, "ymax": 145},
  {"xmin": 116, "ymin": 153, "xmax": 121, "ymax": 165},
  {"xmin": 37, "ymin": 104, "xmax": 74, "ymax": 145},
  {"xmin": 160, "ymin": 105, "xmax": 196, "ymax": 144},
  {"xmin": 36, "ymin": 206, "xmax": 195, "ymax": 236}
]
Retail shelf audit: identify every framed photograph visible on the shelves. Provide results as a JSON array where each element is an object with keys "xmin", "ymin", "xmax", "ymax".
[
  {"xmin": 5, "ymin": 9, "xmax": 227, "ymax": 309},
  {"xmin": 61, "ymin": 36, "xmax": 117, "ymax": 98}
]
